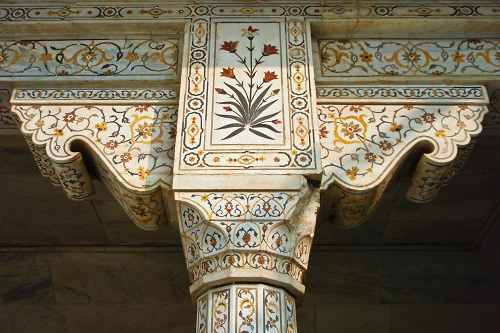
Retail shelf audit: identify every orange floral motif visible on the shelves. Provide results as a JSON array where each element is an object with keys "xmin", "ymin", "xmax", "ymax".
[
  {"xmin": 421, "ymin": 112, "xmax": 436, "ymax": 124},
  {"xmin": 262, "ymin": 44, "xmax": 279, "ymax": 56},
  {"xmin": 131, "ymin": 205, "xmax": 147, "ymax": 217},
  {"xmin": 451, "ymin": 52, "xmax": 465, "ymax": 62},
  {"xmin": 341, "ymin": 121, "xmax": 362, "ymax": 139},
  {"xmin": 220, "ymin": 67, "xmax": 235, "ymax": 78},
  {"xmin": 241, "ymin": 25, "xmax": 259, "ymax": 39},
  {"xmin": 390, "ymin": 122, "xmax": 403, "ymax": 132},
  {"xmin": 220, "ymin": 41, "xmax": 238, "ymax": 53},
  {"xmin": 63, "ymin": 111, "xmax": 77, "ymax": 123},
  {"xmin": 360, "ymin": 52, "xmax": 373, "ymax": 63},
  {"xmin": 120, "ymin": 152, "xmax": 132, "ymax": 163},
  {"xmin": 346, "ymin": 166, "xmax": 359, "ymax": 180},
  {"xmin": 209, "ymin": 236, "xmax": 217, "ymax": 248},
  {"xmin": 39, "ymin": 54, "xmax": 53, "ymax": 63},
  {"xmin": 350, "ymin": 105, "xmax": 363, "ymax": 113},
  {"xmin": 402, "ymin": 51, "xmax": 421, "ymax": 64},
  {"xmin": 379, "ymin": 140, "xmax": 392, "ymax": 151},
  {"xmin": 80, "ymin": 51, "xmax": 97, "ymax": 62},
  {"xmin": 136, "ymin": 122, "xmax": 154, "ymax": 139},
  {"xmin": 242, "ymin": 232, "xmax": 252, "ymax": 244},
  {"xmin": 53, "ymin": 128, "xmax": 64, "ymax": 137},
  {"xmin": 105, "ymin": 140, "xmax": 119, "ymax": 150},
  {"xmin": 0, "ymin": 52, "xmax": 9, "ymax": 64},
  {"xmin": 137, "ymin": 166, "xmax": 150, "ymax": 181},
  {"xmin": 364, "ymin": 152, "xmax": 377, "ymax": 163},
  {"xmin": 95, "ymin": 122, "xmax": 108, "ymax": 131},
  {"xmin": 435, "ymin": 129, "xmax": 447, "ymax": 138},
  {"xmin": 263, "ymin": 71, "xmax": 278, "ymax": 82}
]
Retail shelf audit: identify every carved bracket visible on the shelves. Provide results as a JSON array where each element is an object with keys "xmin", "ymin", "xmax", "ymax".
[
  {"xmin": 10, "ymin": 88, "xmax": 179, "ymax": 229},
  {"xmin": 317, "ymin": 85, "xmax": 489, "ymax": 227}
]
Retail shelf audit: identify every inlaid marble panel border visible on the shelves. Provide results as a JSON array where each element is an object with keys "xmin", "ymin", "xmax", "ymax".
[
  {"xmin": 175, "ymin": 18, "xmax": 320, "ymax": 174},
  {"xmin": 320, "ymin": 39, "xmax": 500, "ymax": 77},
  {"xmin": 1, "ymin": 2, "xmax": 499, "ymax": 21},
  {"xmin": 0, "ymin": 39, "xmax": 179, "ymax": 79},
  {"xmin": 316, "ymin": 86, "xmax": 488, "ymax": 104}
]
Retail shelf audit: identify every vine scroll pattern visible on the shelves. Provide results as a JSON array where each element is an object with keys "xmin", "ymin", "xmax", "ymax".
[
  {"xmin": 0, "ymin": 39, "xmax": 178, "ymax": 78},
  {"xmin": 320, "ymin": 39, "xmax": 500, "ymax": 77}
]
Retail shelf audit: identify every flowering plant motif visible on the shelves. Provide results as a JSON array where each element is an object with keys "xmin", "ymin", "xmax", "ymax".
[{"xmin": 215, "ymin": 26, "xmax": 282, "ymax": 140}]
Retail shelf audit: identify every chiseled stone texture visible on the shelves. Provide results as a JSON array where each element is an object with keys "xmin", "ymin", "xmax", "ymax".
[
  {"xmin": 65, "ymin": 304, "xmax": 196, "ymax": 333},
  {"xmin": 0, "ymin": 266, "xmax": 54, "ymax": 305},
  {"xmin": 1, "ymin": 250, "xmax": 497, "ymax": 332}
]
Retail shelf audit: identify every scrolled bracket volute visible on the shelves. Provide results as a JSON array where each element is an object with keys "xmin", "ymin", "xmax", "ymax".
[
  {"xmin": 317, "ymin": 85, "xmax": 489, "ymax": 228},
  {"xmin": 10, "ymin": 88, "xmax": 179, "ymax": 230}
]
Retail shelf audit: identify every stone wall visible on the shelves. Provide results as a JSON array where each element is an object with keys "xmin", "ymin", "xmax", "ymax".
[{"xmin": 1, "ymin": 248, "xmax": 498, "ymax": 333}]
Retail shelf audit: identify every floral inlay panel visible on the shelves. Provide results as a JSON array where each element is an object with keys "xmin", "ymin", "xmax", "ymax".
[
  {"xmin": 319, "ymin": 104, "xmax": 486, "ymax": 190},
  {"xmin": 13, "ymin": 103, "xmax": 177, "ymax": 190},
  {"xmin": 211, "ymin": 24, "xmax": 284, "ymax": 144},
  {"xmin": 320, "ymin": 39, "xmax": 500, "ymax": 77},
  {"xmin": 176, "ymin": 19, "xmax": 320, "ymax": 174},
  {"xmin": 0, "ymin": 39, "xmax": 178, "ymax": 78},
  {"xmin": 13, "ymin": 89, "xmax": 179, "ymax": 102}
]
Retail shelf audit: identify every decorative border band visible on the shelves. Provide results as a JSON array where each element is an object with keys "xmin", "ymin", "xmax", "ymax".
[
  {"xmin": 0, "ymin": 3, "xmax": 498, "ymax": 22},
  {"xmin": 320, "ymin": 39, "xmax": 500, "ymax": 77},
  {"xmin": 316, "ymin": 86, "xmax": 489, "ymax": 104},
  {"xmin": 0, "ymin": 39, "xmax": 178, "ymax": 79},
  {"xmin": 12, "ymin": 89, "xmax": 179, "ymax": 104}
]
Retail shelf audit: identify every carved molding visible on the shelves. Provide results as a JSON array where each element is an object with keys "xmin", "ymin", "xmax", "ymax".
[{"xmin": 320, "ymin": 39, "xmax": 500, "ymax": 77}]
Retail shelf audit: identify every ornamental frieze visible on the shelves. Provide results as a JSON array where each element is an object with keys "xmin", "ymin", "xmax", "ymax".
[
  {"xmin": 1, "ymin": 2, "xmax": 499, "ymax": 21},
  {"xmin": 0, "ymin": 39, "xmax": 179, "ymax": 79},
  {"xmin": 320, "ymin": 39, "xmax": 500, "ymax": 77}
]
